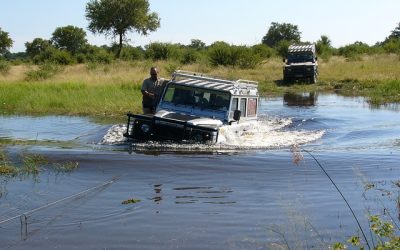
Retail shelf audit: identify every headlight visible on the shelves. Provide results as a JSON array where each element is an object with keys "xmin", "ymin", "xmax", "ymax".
[
  {"xmin": 306, "ymin": 67, "xmax": 312, "ymax": 71},
  {"xmin": 140, "ymin": 124, "xmax": 150, "ymax": 133}
]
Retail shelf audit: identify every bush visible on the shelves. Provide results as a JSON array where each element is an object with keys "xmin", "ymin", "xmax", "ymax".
[
  {"xmin": 251, "ymin": 44, "xmax": 275, "ymax": 59},
  {"xmin": 180, "ymin": 48, "xmax": 201, "ymax": 64},
  {"xmin": 51, "ymin": 50, "xmax": 75, "ymax": 65},
  {"xmin": 86, "ymin": 49, "xmax": 113, "ymax": 64},
  {"xmin": 145, "ymin": 42, "xmax": 182, "ymax": 61},
  {"xmin": 383, "ymin": 38, "xmax": 400, "ymax": 54},
  {"xmin": 208, "ymin": 42, "xmax": 261, "ymax": 69},
  {"xmin": 25, "ymin": 63, "xmax": 63, "ymax": 81},
  {"xmin": 120, "ymin": 46, "xmax": 144, "ymax": 61},
  {"xmin": 0, "ymin": 59, "xmax": 10, "ymax": 75},
  {"xmin": 208, "ymin": 41, "xmax": 232, "ymax": 67}
]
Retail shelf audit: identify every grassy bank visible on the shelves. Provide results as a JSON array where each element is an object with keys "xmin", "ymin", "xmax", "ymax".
[{"xmin": 1, "ymin": 55, "xmax": 399, "ymax": 119}]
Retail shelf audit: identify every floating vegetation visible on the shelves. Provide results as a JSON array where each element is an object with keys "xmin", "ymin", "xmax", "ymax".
[
  {"xmin": 22, "ymin": 154, "xmax": 49, "ymax": 166},
  {"xmin": 51, "ymin": 161, "xmax": 79, "ymax": 172},
  {"xmin": 0, "ymin": 165, "xmax": 17, "ymax": 176},
  {"xmin": 0, "ymin": 149, "xmax": 79, "ymax": 177},
  {"xmin": 121, "ymin": 198, "xmax": 141, "ymax": 205}
]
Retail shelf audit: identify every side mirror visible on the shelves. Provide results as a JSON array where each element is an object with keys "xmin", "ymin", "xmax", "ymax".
[
  {"xmin": 282, "ymin": 58, "xmax": 286, "ymax": 63},
  {"xmin": 233, "ymin": 110, "xmax": 241, "ymax": 121},
  {"xmin": 315, "ymin": 57, "xmax": 318, "ymax": 61}
]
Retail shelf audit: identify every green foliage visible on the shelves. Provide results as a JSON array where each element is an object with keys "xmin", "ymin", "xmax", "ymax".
[
  {"xmin": 0, "ymin": 59, "xmax": 11, "ymax": 75},
  {"xmin": 0, "ymin": 27, "xmax": 13, "ymax": 55},
  {"xmin": 316, "ymin": 35, "xmax": 333, "ymax": 59},
  {"xmin": 251, "ymin": 44, "xmax": 275, "ymax": 59},
  {"xmin": 31, "ymin": 46, "xmax": 74, "ymax": 65},
  {"xmin": 262, "ymin": 22, "xmax": 301, "ymax": 48},
  {"xmin": 25, "ymin": 63, "xmax": 63, "ymax": 81},
  {"xmin": 180, "ymin": 48, "xmax": 200, "ymax": 64},
  {"xmin": 120, "ymin": 46, "xmax": 144, "ymax": 61},
  {"xmin": 84, "ymin": 45, "xmax": 114, "ymax": 63},
  {"xmin": 388, "ymin": 22, "xmax": 400, "ymax": 40},
  {"xmin": 208, "ymin": 41, "xmax": 232, "ymax": 66},
  {"xmin": 334, "ymin": 215, "xmax": 400, "ymax": 249},
  {"xmin": 25, "ymin": 38, "xmax": 52, "ymax": 59},
  {"xmin": 51, "ymin": 162, "xmax": 79, "ymax": 172},
  {"xmin": 145, "ymin": 42, "xmax": 182, "ymax": 61},
  {"xmin": 51, "ymin": 50, "xmax": 75, "ymax": 65},
  {"xmin": 189, "ymin": 39, "xmax": 206, "ymax": 50},
  {"xmin": 85, "ymin": 0, "xmax": 160, "ymax": 58},
  {"xmin": 338, "ymin": 42, "xmax": 381, "ymax": 60},
  {"xmin": 51, "ymin": 25, "xmax": 88, "ymax": 54},
  {"xmin": 208, "ymin": 42, "xmax": 261, "ymax": 69},
  {"xmin": 382, "ymin": 38, "xmax": 400, "ymax": 54},
  {"xmin": 275, "ymin": 40, "xmax": 292, "ymax": 58}
]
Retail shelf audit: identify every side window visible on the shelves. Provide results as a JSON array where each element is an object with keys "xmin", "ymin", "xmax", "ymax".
[
  {"xmin": 239, "ymin": 98, "xmax": 246, "ymax": 117},
  {"xmin": 163, "ymin": 86, "xmax": 175, "ymax": 102},
  {"xmin": 229, "ymin": 98, "xmax": 238, "ymax": 119},
  {"xmin": 247, "ymin": 98, "xmax": 257, "ymax": 117}
]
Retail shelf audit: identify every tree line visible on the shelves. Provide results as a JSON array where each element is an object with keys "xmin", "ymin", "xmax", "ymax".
[{"xmin": 1, "ymin": 0, "xmax": 400, "ymax": 69}]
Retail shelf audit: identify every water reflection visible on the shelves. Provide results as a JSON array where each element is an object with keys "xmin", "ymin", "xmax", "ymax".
[
  {"xmin": 152, "ymin": 184, "xmax": 162, "ymax": 203},
  {"xmin": 283, "ymin": 92, "xmax": 317, "ymax": 106},
  {"xmin": 173, "ymin": 186, "xmax": 235, "ymax": 205}
]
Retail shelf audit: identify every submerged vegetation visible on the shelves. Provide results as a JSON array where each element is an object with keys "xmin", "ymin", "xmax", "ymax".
[{"xmin": 0, "ymin": 149, "xmax": 79, "ymax": 177}]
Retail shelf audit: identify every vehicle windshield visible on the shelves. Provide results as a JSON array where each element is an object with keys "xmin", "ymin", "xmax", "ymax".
[
  {"xmin": 162, "ymin": 84, "xmax": 230, "ymax": 111},
  {"xmin": 287, "ymin": 53, "xmax": 314, "ymax": 63}
]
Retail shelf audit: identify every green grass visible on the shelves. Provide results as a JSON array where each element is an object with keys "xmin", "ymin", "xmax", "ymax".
[
  {"xmin": 0, "ymin": 149, "xmax": 80, "ymax": 176},
  {"xmin": 0, "ymin": 81, "xmax": 143, "ymax": 119},
  {"xmin": 0, "ymin": 54, "xmax": 399, "ymax": 118}
]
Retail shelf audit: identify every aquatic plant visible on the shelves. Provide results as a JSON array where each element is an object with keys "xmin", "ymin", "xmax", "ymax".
[
  {"xmin": 333, "ymin": 216, "xmax": 400, "ymax": 250},
  {"xmin": 51, "ymin": 161, "xmax": 79, "ymax": 172},
  {"xmin": 292, "ymin": 146, "xmax": 400, "ymax": 249},
  {"xmin": 291, "ymin": 145, "xmax": 370, "ymax": 249},
  {"xmin": 121, "ymin": 198, "xmax": 141, "ymax": 205},
  {"xmin": 0, "ymin": 165, "xmax": 17, "ymax": 175}
]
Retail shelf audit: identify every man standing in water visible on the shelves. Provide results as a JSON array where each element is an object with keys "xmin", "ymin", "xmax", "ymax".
[{"xmin": 141, "ymin": 67, "xmax": 165, "ymax": 114}]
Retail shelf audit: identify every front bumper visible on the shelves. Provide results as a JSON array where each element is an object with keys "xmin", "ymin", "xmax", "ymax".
[{"xmin": 124, "ymin": 113, "xmax": 219, "ymax": 143}]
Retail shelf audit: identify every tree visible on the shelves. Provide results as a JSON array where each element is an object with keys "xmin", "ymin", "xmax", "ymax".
[
  {"xmin": 0, "ymin": 28, "xmax": 13, "ymax": 56},
  {"xmin": 51, "ymin": 25, "xmax": 87, "ymax": 54},
  {"xmin": 316, "ymin": 35, "xmax": 333, "ymax": 58},
  {"xmin": 25, "ymin": 38, "xmax": 52, "ymax": 59},
  {"xmin": 262, "ymin": 22, "xmax": 301, "ymax": 48},
  {"xmin": 389, "ymin": 22, "xmax": 400, "ymax": 39},
  {"xmin": 85, "ymin": 0, "xmax": 160, "ymax": 58},
  {"xmin": 189, "ymin": 39, "xmax": 206, "ymax": 50}
]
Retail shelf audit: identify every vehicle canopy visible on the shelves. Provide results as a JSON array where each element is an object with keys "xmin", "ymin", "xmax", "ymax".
[
  {"xmin": 157, "ymin": 70, "xmax": 259, "ymax": 124},
  {"xmin": 286, "ymin": 44, "xmax": 317, "ymax": 64}
]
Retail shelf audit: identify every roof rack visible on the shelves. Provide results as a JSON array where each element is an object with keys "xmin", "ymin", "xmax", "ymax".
[
  {"xmin": 172, "ymin": 70, "xmax": 258, "ymax": 88},
  {"xmin": 288, "ymin": 44, "xmax": 315, "ymax": 53}
]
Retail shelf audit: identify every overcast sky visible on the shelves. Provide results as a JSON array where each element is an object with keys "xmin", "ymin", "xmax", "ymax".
[{"xmin": 1, "ymin": 0, "xmax": 399, "ymax": 52}]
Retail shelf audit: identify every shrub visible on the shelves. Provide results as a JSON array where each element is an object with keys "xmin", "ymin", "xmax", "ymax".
[
  {"xmin": 25, "ymin": 63, "xmax": 63, "ymax": 81},
  {"xmin": 208, "ymin": 42, "xmax": 261, "ymax": 69},
  {"xmin": 180, "ymin": 48, "xmax": 200, "ymax": 64},
  {"xmin": 145, "ymin": 42, "xmax": 182, "ymax": 61},
  {"xmin": 120, "ymin": 46, "xmax": 144, "ymax": 61},
  {"xmin": 0, "ymin": 59, "xmax": 10, "ymax": 75},
  {"xmin": 208, "ymin": 41, "xmax": 232, "ymax": 67},
  {"xmin": 251, "ymin": 44, "xmax": 275, "ymax": 59},
  {"xmin": 51, "ymin": 50, "xmax": 75, "ymax": 65}
]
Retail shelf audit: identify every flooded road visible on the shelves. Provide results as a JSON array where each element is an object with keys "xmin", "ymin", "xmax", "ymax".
[{"xmin": 0, "ymin": 93, "xmax": 399, "ymax": 249}]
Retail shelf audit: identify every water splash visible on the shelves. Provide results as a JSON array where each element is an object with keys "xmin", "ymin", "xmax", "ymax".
[{"xmin": 100, "ymin": 117, "xmax": 324, "ymax": 150}]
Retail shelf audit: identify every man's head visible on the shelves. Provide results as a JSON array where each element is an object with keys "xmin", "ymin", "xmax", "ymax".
[{"xmin": 150, "ymin": 67, "xmax": 159, "ymax": 81}]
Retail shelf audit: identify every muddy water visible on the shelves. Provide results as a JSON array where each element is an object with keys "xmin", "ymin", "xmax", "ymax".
[{"xmin": 0, "ymin": 93, "xmax": 399, "ymax": 249}]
